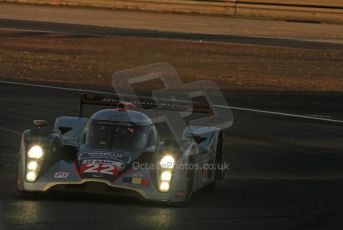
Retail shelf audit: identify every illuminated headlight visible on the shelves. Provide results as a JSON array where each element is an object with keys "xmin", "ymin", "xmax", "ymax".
[
  {"xmin": 27, "ymin": 145, "xmax": 43, "ymax": 159},
  {"xmin": 161, "ymin": 171, "xmax": 172, "ymax": 181},
  {"xmin": 26, "ymin": 171, "xmax": 37, "ymax": 182},
  {"xmin": 159, "ymin": 181, "xmax": 170, "ymax": 192},
  {"xmin": 160, "ymin": 155, "xmax": 175, "ymax": 169},
  {"xmin": 27, "ymin": 161, "xmax": 38, "ymax": 171}
]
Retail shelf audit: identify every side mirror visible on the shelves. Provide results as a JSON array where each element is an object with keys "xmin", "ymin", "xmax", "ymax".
[
  {"xmin": 33, "ymin": 120, "xmax": 49, "ymax": 128},
  {"xmin": 185, "ymin": 133, "xmax": 206, "ymax": 144},
  {"xmin": 193, "ymin": 134, "xmax": 206, "ymax": 144}
]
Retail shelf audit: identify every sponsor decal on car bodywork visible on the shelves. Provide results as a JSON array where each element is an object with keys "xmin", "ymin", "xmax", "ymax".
[
  {"xmin": 54, "ymin": 172, "xmax": 69, "ymax": 179},
  {"xmin": 122, "ymin": 177, "xmax": 151, "ymax": 186},
  {"xmin": 79, "ymin": 151, "xmax": 131, "ymax": 164},
  {"xmin": 78, "ymin": 152, "xmax": 132, "ymax": 180},
  {"xmin": 176, "ymin": 191, "xmax": 186, "ymax": 197}
]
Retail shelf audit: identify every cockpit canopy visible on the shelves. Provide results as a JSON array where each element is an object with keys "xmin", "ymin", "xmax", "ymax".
[
  {"xmin": 80, "ymin": 109, "xmax": 158, "ymax": 152},
  {"xmin": 83, "ymin": 120, "xmax": 149, "ymax": 152}
]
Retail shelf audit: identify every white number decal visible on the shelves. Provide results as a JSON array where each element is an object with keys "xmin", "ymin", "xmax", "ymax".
[
  {"xmin": 83, "ymin": 164, "xmax": 98, "ymax": 173},
  {"xmin": 99, "ymin": 164, "xmax": 115, "ymax": 175},
  {"xmin": 81, "ymin": 163, "xmax": 117, "ymax": 176}
]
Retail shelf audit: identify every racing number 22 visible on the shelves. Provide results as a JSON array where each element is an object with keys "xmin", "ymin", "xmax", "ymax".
[{"xmin": 80, "ymin": 163, "xmax": 119, "ymax": 176}]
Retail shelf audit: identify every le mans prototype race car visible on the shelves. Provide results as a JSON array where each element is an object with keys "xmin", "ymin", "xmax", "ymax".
[{"xmin": 17, "ymin": 93, "xmax": 223, "ymax": 205}]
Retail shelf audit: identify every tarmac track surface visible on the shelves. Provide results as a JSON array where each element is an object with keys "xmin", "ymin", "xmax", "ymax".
[
  {"xmin": 0, "ymin": 83, "xmax": 342, "ymax": 230},
  {"xmin": 0, "ymin": 8, "xmax": 343, "ymax": 229}
]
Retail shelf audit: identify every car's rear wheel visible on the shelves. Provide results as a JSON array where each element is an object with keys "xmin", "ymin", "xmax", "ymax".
[
  {"xmin": 185, "ymin": 159, "xmax": 195, "ymax": 202},
  {"xmin": 168, "ymin": 156, "xmax": 195, "ymax": 207},
  {"xmin": 206, "ymin": 132, "xmax": 223, "ymax": 191}
]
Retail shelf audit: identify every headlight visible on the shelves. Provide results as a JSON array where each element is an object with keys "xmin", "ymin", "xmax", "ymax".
[
  {"xmin": 27, "ymin": 145, "xmax": 43, "ymax": 159},
  {"xmin": 26, "ymin": 171, "xmax": 37, "ymax": 182},
  {"xmin": 160, "ymin": 155, "xmax": 175, "ymax": 169},
  {"xmin": 159, "ymin": 181, "xmax": 170, "ymax": 192},
  {"xmin": 27, "ymin": 161, "xmax": 38, "ymax": 171},
  {"xmin": 161, "ymin": 171, "xmax": 172, "ymax": 181}
]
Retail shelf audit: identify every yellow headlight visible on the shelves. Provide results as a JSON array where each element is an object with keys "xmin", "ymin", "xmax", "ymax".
[
  {"xmin": 27, "ymin": 146, "xmax": 43, "ymax": 159},
  {"xmin": 161, "ymin": 171, "xmax": 172, "ymax": 181},
  {"xmin": 26, "ymin": 171, "xmax": 37, "ymax": 182},
  {"xmin": 27, "ymin": 161, "xmax": 38, "ymax": 171},
  {"xmin": 160, "ymin": 155, "xmax": 175, "ymax": 169},
  {"xmin": 159, "ymin": 181, "xmax": 170, "ymax": 192}
]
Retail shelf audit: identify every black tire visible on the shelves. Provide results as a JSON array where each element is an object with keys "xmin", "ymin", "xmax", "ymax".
[
  {"xmin": 185, "ymin": 163, "xmax": 194, "ymax": 202},
  {"xmin": 168, "ymin": 156, "xmax": 195, "ymax": 207},
  {"xmin": 204, "ymin": 161, "xmax": 217, "ymax": 191},
  {"xmin": 205, "ymin": 132, "xmax": 223, "ymax": 191},
  {"xmin": 15, "ymin": 190, "xmax": 37, "ymax": 199},
  {"xmin": 16, "ymin": 190, "xmax": 29, "ymax": 195},
  {"xmin": 206, "ymin": 179, "xmax": 217, "ymax": 191}
]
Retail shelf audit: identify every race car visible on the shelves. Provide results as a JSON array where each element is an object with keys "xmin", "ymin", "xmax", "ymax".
[{"xmin": 17, "ymin": 93, "xmax": 223, "ymax": 205}]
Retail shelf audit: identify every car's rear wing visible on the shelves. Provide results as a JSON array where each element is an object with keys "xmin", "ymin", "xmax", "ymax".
[{"xmin": 79, "ymin": 93, "xmax": 211, "ymax": 117}]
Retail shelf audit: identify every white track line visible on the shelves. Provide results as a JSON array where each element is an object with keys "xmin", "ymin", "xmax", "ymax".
[
  {"xmin": 0, "ymin": 80, "xmax": 111, "ymax": 94},
  {"xmin": 1, "ymin": 80, "xmax": 343, "ymax": 125},
  {"xmin": 0, "ymin": 127, "xmax": 21, "ymax": 136},
  {"xmin": 217, "ymin": 105, "xmax": 343, "ymax": 124}
]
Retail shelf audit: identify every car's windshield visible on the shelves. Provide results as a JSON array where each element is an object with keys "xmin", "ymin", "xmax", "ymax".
[{"xmin": 84, "ymin": 119, "xmax": 149, "ymax": 152}]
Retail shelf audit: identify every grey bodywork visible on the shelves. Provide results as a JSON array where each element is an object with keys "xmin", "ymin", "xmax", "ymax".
[{"xmin": 17, "ymin": 100, "xmax": 222, "ymax": 204}]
